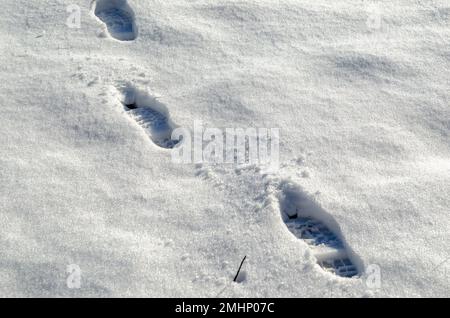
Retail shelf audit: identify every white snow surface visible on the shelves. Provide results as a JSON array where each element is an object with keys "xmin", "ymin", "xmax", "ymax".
[{"xmin": 0, "ymin": 0, "xmax": 449, "ymax": 297}]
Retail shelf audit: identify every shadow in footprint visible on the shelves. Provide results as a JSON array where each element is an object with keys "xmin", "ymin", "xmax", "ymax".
[
  {"xmin": 94, "ymin": 0, "xmax": 138, "ymax": 41},
  {"xmin": 116, "ymin": 84, "xmax": 180, "ymax": 149},
  {"xmin": 278, "ymin": 181, "xmax": 360, "ymax": 278}
]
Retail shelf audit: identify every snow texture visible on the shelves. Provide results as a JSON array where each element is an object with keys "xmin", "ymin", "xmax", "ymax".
[{"xmin": 0, "ymin": 0, "xmax": 449, "ymax": 297}]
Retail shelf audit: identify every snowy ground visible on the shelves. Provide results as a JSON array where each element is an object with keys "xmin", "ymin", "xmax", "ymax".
[{"xmin": 0, "ymin": 0, "xmax": 449, "ymax": 297}]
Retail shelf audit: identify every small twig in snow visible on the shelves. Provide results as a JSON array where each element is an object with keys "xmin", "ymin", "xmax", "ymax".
[{"xmin": 233, "ymin": 256, "xmax": 247, "ymax": 282}]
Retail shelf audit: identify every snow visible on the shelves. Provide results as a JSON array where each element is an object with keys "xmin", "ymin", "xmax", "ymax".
[{"xmin": 0, "ymin": 0, "xmax": 449, "ymax": 297}]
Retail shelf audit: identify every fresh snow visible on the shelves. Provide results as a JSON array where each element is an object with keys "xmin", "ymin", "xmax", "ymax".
[{"xmin": 0, "ymin": 0, "xmax": 449, "ymax": 297}]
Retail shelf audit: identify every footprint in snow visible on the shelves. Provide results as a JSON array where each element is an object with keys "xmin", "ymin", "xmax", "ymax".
[
  {"xmin": 116, "ymin": 84, "xmax": 180, "ymax": 149},
  {"xmin": 278, "ymin": 182, "xmax": 360, "ymax": 278},
  {"xmin": 94, "ymin": 0, "xmax": 138, "ymax": 41}
]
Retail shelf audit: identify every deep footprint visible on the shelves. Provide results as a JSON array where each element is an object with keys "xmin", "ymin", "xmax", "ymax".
[
  {"xmin": 94, "ymin": 0, "xmax": 138, "ymax": 41},
  {"xmin": 279, "ymin": 182, "xmax": 359, "ymax": 278},
  {"xmin": 117, "ymin": 85, "xmax": 179, "ymax": 149}
]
